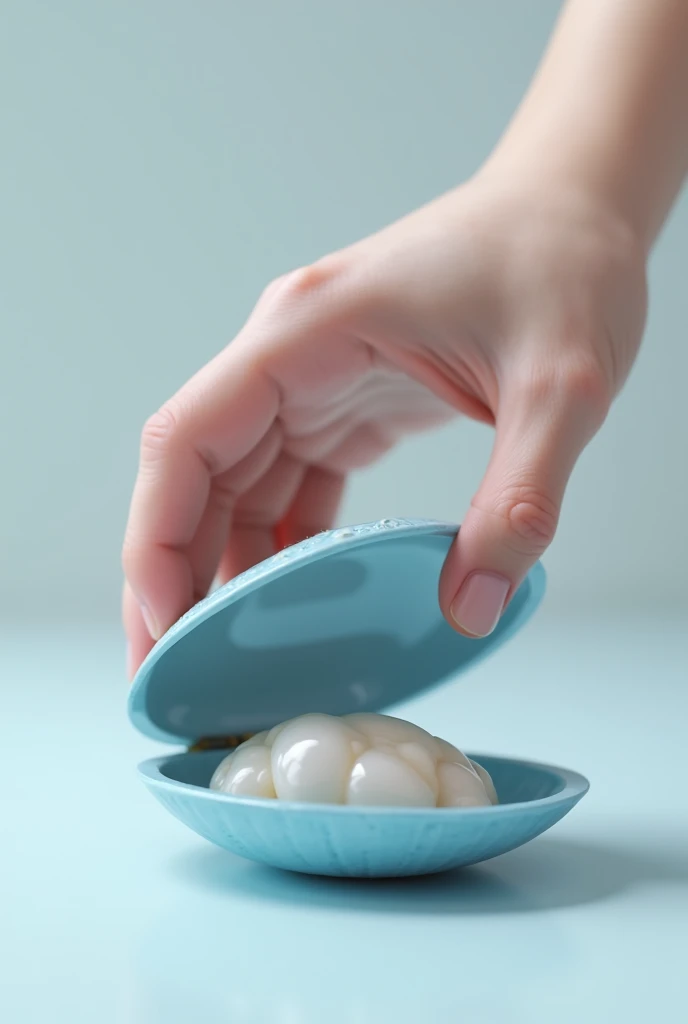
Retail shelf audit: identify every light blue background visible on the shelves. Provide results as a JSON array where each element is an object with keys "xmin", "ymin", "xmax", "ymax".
[
  {"xmin": 2, "ymin": 0, "xmax": 686, "ymax": 618},
  {"xmin": 1, "ymin": 4, "xmax": 686, "ymax": 1022}
]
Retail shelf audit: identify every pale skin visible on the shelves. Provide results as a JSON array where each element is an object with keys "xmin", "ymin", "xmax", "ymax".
[{"xmin": 123, "ymin": 0, "xmax": 688, "ymax": 678}]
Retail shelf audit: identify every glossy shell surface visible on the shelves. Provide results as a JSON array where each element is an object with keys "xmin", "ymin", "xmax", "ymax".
[{"xmin": 129, "ymin": 519, "xmax": 546, "ymax": 743}]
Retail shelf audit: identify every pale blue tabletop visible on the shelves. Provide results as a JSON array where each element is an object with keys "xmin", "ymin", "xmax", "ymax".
[{"xmin": 2, "ymin": 612, "xmax": 686, "ymax": 1023}]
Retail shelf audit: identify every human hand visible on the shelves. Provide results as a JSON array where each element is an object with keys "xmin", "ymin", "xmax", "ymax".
[{"xmin": 122, "ymin": 166, "xmax": 647, "ymax": 678}]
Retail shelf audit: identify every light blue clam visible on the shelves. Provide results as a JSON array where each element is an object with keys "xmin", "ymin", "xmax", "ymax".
[{"xmin": 129, "ymin": 518, "xmax": 588, "ymax": 878}]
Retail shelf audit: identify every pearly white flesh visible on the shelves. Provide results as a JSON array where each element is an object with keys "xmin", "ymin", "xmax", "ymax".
[{"xmin": 209, "ymin": 713, "xmax": 497, "ymax": 809}]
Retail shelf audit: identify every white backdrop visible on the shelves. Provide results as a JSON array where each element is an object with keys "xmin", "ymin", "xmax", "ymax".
[{"xmin": 2, "ymin": 1, "xmax": 686, "ymax": 620}]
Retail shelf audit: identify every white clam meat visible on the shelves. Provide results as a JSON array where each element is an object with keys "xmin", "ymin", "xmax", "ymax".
[{"xmin": 209, "ymin": 713, "xmax": 497, "ymax": 808}]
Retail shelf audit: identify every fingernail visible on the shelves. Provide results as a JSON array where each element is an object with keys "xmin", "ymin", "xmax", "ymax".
[
  {"xmin": 450, "ymin": 572, "xmax": 510, "ymax": 638},
  {"xmin": 140, "ymin": 602, "xmax": 161, "ymax": 641}
]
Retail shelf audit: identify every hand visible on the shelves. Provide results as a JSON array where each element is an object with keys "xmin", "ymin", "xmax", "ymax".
[{"xmin": 122, "ymin": 168, "xmax": 647, "ymax": 677}]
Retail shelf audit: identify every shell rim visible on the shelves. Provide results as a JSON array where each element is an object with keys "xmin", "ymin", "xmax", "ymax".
[{"xmin": 137, "ymin": 750, "xmax": 589, "ymax": 817}]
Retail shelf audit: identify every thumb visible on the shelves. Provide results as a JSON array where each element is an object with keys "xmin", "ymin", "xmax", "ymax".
[{"xmin": 439, "ymin": 367, "xmax": 606, "ymax": 637}]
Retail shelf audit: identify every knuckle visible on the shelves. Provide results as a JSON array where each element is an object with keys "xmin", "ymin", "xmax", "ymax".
[
  {"xmin": 508, "ymin": 498, "xmax": 558, "ymax": 556},
  {"xmin": 140, "ymin": 403, "xmax": 182, "ymax": 460},
  {"xmin": 261, "ymin": 262, "xmax": 331, "ymax": 307},
  {"xmin": 121, "ymin": 536, "xmax": 142, "ymax": 580},
  {"xmin": 285, "ymin": 258, "xmax": 340, "ymax": 296},
  {"xmin": 261, "ymin": 257, "xmax": 350, "ymax": 312},
  {"xmin": 492, "ymin": 486, "xmax": 559, "ymax": 557},
  {"xmin": 522, "ymin": 353, "xmax": 611, "ymax": 429},
  {"xmin": 207, "ymin": 477, "xmax": 237, "ymax": 516},
  {"xmin": 558, "ymin": 359, "xmax": 612, "ymax": 425}
]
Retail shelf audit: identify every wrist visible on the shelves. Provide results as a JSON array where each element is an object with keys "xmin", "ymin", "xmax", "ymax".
[
  {"xmin": 482, "ymin": 0, "xmax": 688, "ymax": 252},
  {"xmin": 475, "ymin": 140, "xmax": 647, "ymax": 264}
]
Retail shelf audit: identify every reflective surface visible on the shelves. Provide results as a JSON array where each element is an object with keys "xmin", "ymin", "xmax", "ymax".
[{"xmin": 3, "ymin": 614, "xmax": 687, "ymax": 1022}]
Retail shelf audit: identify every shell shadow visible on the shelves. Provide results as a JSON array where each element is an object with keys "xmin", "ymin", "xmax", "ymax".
[{"xmin": 166, "ymin": 832, "xmax": 688, "ymax": 915}]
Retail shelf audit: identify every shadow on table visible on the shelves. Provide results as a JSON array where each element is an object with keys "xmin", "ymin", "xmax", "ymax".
[{"xmin": 167, "ymin": 833, "xmax": 688, "ymax": 915}]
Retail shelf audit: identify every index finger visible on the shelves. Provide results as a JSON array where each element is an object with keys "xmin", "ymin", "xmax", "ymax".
[{"xmin": 122, "ymin": 344, "xmax": 280, "ymax": 642}]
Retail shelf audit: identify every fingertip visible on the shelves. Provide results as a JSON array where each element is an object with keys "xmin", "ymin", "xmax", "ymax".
[
  {"xmin": 447, "ymin": 570, "xmax": 511, "ymax": 639},
  {"xmin": 123, "ymin": 583, "xmax": 156, "ymax": 680},
  {"xmin": 123, "ymin": 542, "xmax": 195, "ymax": 645},
  {"xmin": 139, "ymin": 602, "xmax": 162, "ymax": 643},
  {"xmin": 127, "ymin": 625, "xmax": 155, "ymax": 682},
  {"xmin": 438, "ymin": 516, "xmax": 519, "ymax": 641}
]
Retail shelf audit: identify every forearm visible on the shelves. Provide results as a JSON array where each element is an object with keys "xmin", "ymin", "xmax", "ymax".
[{"xmin": 488, "ymin": 0, "xmax": 688, "ymax": 249}]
